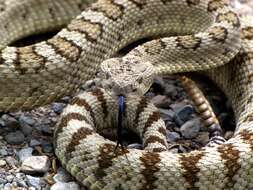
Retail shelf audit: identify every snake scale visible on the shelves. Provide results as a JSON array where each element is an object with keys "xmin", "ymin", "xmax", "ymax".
[{"xmin": 1, "ymin": 0, "xmax": 253, "ymax": 189}]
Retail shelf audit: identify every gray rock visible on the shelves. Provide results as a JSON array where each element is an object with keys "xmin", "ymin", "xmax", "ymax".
[
  {"xmin": 21, "ymin": 156, "xmax": 50, "ymax": 174},
  {"xmin": 16, "ymin": 178, "xmax": 28, "ymax": 188},
  {"xmin": 5, "ymin": 156, "xmax": 18, "ymax": 168},
  {"xmin": 19, "ymin": 115, "xmax": 36, "ymax": 126},
  {"xmin": 166, "ymin": 131, "xmax": 181, "ymax": 142},
  {"xmin": 0, "ymin": 177, "xmax": 7, "ymax": 184},
  {"xmin": 180, "ymin": 118, "xmax": 201, "ymax": 139},
  {"xmin": 225, "ymin": 131, "xmax": 234, "ymax": 140},
  {"xmin": 20, "ymin": 122, "xmax": 33, "ymax": 136},
  {"xmin": 0, "ymin": 114, "xmax": 20, "ymax": 129},
  {"xmin": 53, "ymin": 167, "xmax": 72, "ymax": 183},
  {"xmin": 0, "ymin": 148, "xmax": 8, "ymax": 156},
  {"xmin": 4, "ymin": 131, "xmax": 25, "ymax": 145},
  {"xmin": 174, "ymin": 105, "xmax": 194, "ymax": 126},
  {"xmin": 5, "ymin": 175, "xmax": 14, "ymax": 183},
  {"xmin": 159, "ymin": 108, "xmax": 174, "ymax": 122},
  {"xmin": 61, "ymin": 96, "xmax": 71, "ymax": 103},
  {"xmin": 52, "ymin": 103, "xmax": 66, "ymax": 114},
  {"xmin": 166, "ymin": 122, "xmax": 177, "ymax": 132},
  {"xmin": 81, "ymin": 79, "xmax": 96, "ymax": 90},
  {"xmin": 17, "ymin": 147, "xmax": 33, "ymax": 162},
  {"xmin": 152, "ymin": 76, "xmax": 165, "ymax": 91},
  {"xmin": 50, "ymin": 182, "xmax": 80, "ymax": 190},
  {"xmin": 164, "ymin": 84, "xmax": 178, "ymax": 99},
  {"xmin": 145, "ymin": 92, "xmax": 156, "ymax": 99},
  {"xmin": 3, "ymin": 183, "xmax": 12, "ymax": 190},
  {"xmin": 195, "ymin": 132, "xmax": 210, "ymax": 145},
  {"xmin": 42, "ymin": 143, "xmax": 53, "ymax": 153},
  {"xmin": 40, "ymin": 125, "xmax": 52, "ymax": 135},
  {"xmin": 151, "ymin": 95, "xmax": 171, "ymax": 108},
  {"xmin": 30, "ymin": 139, "xmax": 41, "ymax": 147},
  {"xmin": 26, "ymin": 175, "xmax": 41, "ymax": 190}
]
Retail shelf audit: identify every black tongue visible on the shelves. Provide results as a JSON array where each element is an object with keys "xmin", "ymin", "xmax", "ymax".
[{"xmin": 114, "ymin": 95, "xmax": 125, "ymax": 152}]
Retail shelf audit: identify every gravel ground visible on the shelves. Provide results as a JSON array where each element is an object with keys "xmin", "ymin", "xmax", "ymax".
[{"xmin": 0, "ymin": 1, "xmax": 252, "ymax": 189}]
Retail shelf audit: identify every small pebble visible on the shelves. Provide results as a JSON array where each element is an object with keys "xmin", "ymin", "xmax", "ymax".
[
  {"xmin": 26, "ymin": 175, "xmax": 42, "ymax": 189},
  {"xmin": 21, "ymin": 156, "xmax": 50, "ymax": 174},
  {"xmin": 52, "ymin": 103, "xmax": 66, "ymax": 114},
  {"xmin": 194, "ymin": 132, "xmax": 210, "ymax": 145},
  {"xmin": 159, "ymin": 108, "xmax": 174, "ymax": 122},
  {"xmin": 164, "ymin": 84, "xmax": 178, "ymax": 99},
  {"xmin": 53, "ymin": 167, "xmax": 73, "ymax": 183},
  {"xmin": 17, "ymin": 147, "xmax": 33, "ymax": 162},
  {"xmin": 166, "ymin": 131, "xmax": 181, "ymax": 142},
  {"xmin": 4, "ymin": 131, "xmax": 25, "ymax": 145},
  {"xmin": 0, "ymin": 148, "xmax": 8, "ymax": 156},
  {"xmin": 42, "ymin": 143, "xmax": 53, "ymax": 153},
  {"xmin": 151, "ymin": 95, "xmax": 171, "ymax": 108},
  {"xmin": 20, "ymin": 122, "xmax": 33, "ymax": 136},
  {"xmin": 0, "ymin": 159, "xmax": 6, "ymax": 167},
  {"xmin": 29, "ymin": 139, "xmax": 41, "ymax": 147},
  {"xmin": 180, "ymin": 118, "xmax": 201, "ymax": 139},
  {"xmin": 50, "ymin": 182, "xmax": 80, "ymax": 190},
  {"xmin": 152, "ymin": 76, "xmax": 165, "ymax": 92},
  {"xmin": 19, "ymin": 115, "xmax": 36, "ymax": 126},
  {"xmin": 0, "ymin": 114, "xmax": 20, "ymax": 129},
  {"xmin": 225, "ymin": 131, "xmax": 234, "ymax": 140},
  {"xmin": 174, "ymin": 105, "xmax": 194, "ymax": 126},
  {"xmin": 5, "ymin": 175, "xmax": 14, "ymax": 183}
]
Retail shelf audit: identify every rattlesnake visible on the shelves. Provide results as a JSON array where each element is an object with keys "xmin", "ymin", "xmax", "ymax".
[{"xmin": 1, "ymin": 0, "xmax": 253, "ymax": 189}]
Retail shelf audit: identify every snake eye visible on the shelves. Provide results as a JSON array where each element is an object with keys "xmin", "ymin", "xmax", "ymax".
[{"xmin": 138, "ymin": 77, "xmax": 143, "ymax": 84}]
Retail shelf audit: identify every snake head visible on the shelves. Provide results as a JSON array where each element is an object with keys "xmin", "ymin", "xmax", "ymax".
[{"xmin": 97, "ymin": 56, "xmax": 154, "ymax": 97}]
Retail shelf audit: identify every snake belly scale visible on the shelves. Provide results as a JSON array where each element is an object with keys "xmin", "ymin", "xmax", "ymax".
[{"xmin": 0, "ymin": 0, "xmax": 253, "ymax": 189}]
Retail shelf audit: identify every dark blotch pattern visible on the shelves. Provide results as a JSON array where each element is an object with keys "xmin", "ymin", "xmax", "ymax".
[
  {"xmin": 54, "ymin": 112, "xmax": 89, "ymax": 147},
  {"xmin": 180, "ymin": 152, "xmax": 204, "ymax": 188},
  {"xmin": 143, "ymin": 135, "xmax": 167, "ymax": 148},
  {"xmin": 92, "ymin": 88, "xmax": 108, "ymax": 119},
  {"xmin": 140, "ymin": 152, "xmax": 161, "ymax": 190},
  {"xmin": 216, "ymin": 11, "xmax": 240, "ymax": 28},
  {"xmin": 89, "ymin": 0, "xmax": 125, "ymax": 21},
  {"xmin": 242, "ymin": 26, "xmax": 253, "ymax": 40},
  {"xmin": 70, "ymin": 96, "xmax": 96, "ymax": 124},
  {"xmin": 186, "ymin": 0, "xmax": 200, "ymax": 6},
  {"xmin": 176, "ymin": 35, "xmax": 202, "ymax": 50},
  {"xmin": 128, "ymin": 0, "xmax": 147, "ymax": 9},
  {"xmin": 142, "ymin": 111, "xmax": 161, "ymax": 136},
  {"xmin": 239, "ymin": 129, "xmax": 253, "ymax": 150},
  {"xmin": 65, "ymin": 127, "xmax": 93, "ymax": 161},
  {"xmin": 217, "ymin": 144, "xmax": 240, "ymax": 189},
  {"xmin": 95, "ymin": 143, "xmax": 129, "ymax": 179},
  {"xmin": 134, "ymin": 97, "xmax": 148, "ymax": 126},
  {"xmin": 207, "ymin": 0, "xmax": 228, "ymax": 12},
  {"xmin": 209, "ymin": 26, "xmax": 228, "ymax": 43}
]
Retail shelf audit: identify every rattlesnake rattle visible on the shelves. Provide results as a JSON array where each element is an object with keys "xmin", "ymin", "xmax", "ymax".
[{"xmin": 0, "ymin": 0, "xmax": 252, "ymax": 189}]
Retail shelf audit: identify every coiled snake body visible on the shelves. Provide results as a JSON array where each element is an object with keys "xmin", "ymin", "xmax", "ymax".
[{"xmin": 1, "ymin": 0, "xmax": 253, "ymax": 189}]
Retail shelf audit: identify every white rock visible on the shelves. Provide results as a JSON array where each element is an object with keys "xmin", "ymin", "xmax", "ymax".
[
  {"xmin": 21, "ymin": 156, "xmax": 50, "ymax": 174},
  {"xmin": 50, "ymin": 182, "xmax": 80, "ymax": 190},
  {"xmin": 0, "ymin": 159, "xmax": 6, "ymax": 167}
]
